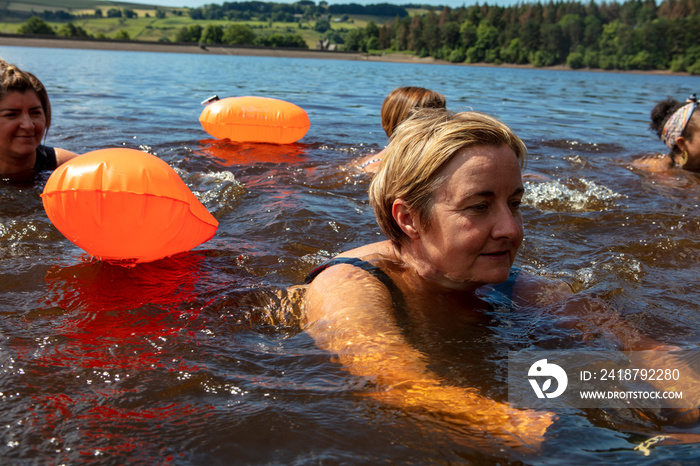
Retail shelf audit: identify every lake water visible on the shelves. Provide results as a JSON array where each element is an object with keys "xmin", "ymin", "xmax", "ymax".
[{"xmin": 0, "ymin": 45, "xmax": 699, "ymax": 464}]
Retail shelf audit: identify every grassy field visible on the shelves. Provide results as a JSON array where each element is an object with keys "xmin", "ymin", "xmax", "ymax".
[
  {"xmin": 0, "ymin": 0, "xmax": 388, "ymax": 48},
  {"xmin": 5, "ymin": 1, "xmax": 166, "ymax": 12}
]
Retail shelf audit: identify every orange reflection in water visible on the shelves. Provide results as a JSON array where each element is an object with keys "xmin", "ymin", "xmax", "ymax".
[
  {"xmin": 197, "ymin": 138, "xmax": 308, "ymax": 166},
  {"xmin": 15, "ymin": 253, "xmax": 217, "ymax": 461},
  {"xmin": 36, "ymin": 253, "xmax": 211, "ymax": 368}
]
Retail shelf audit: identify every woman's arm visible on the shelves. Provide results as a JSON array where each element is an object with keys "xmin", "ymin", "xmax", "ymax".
[
  {"xmin": 631, "ymin": 154, "xmax": 673, "ymax": 172},
  {"xmin": 522, "ymin": 273, "xmax": 700, "ymax": 425},
  {"xmin": 353, "ymin": 148, "xmax": 386, "ymax": 173},
  {"xmin": 304, "ymin": 263, "xmax": 554, "ymax": 450}
]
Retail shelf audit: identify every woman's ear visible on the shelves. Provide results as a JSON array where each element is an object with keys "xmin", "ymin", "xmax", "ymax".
[
  {"xmin": 675, "ymin": 137, "xmax": 690, "ymax": 166},
  {"xmin": 392, "ymin": 199, "xmax": 420, "ymax": 239}
]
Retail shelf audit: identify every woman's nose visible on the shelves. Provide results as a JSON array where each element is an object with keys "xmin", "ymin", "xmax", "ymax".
[
  {"xmin": 19, "ymin": 112, "xmax": 35, "ymax": 129},
  {"xmin": 492, "ymin": 206, "xmax": 522, "ymax": 239}
]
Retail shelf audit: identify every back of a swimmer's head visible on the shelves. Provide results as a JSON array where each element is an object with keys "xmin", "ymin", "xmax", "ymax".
[
  {"xmin": 370, "ymin": 108, "xmax": 526, "ymax": 248},
  {"xmin": 0, "ymin": 59, "xmax": 51, "ymax": 135},
  {"xmin": 380, "ymin": 87, "xmax": 446, "ymax": 138}
]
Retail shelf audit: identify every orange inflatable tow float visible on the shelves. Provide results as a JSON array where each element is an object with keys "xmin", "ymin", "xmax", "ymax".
[
  {"xmin": 199, "ymin": 95, "xmax": 310, "ymax": 144},
  {"xmin": 41, "ymin": 148, "xmax": 219, "ymax": 264}
]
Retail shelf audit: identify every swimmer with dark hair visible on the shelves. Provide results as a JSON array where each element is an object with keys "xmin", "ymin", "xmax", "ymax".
[{"xmin": 633, "ymin": 94, "xmax": 700, "ymax": 173}]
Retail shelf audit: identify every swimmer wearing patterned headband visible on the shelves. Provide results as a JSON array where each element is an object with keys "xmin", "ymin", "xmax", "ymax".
[{"xmin": 633, "ymin": 94, "xmax": 700, "ymax": 173}]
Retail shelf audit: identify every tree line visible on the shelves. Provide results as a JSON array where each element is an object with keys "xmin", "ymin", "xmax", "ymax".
[
  {"xmin": 350, "ymin": 0, "xmax": 700, "ymax": 73},
  {"xmin": 185, "ymin": 0, "xmax": 700, "ymax": 73},
  {"xmin": 174, "ymin": 23, "xmax": 308, "ymax": 49},
  {"xmin": 187, "ymin": 1, "xmax": 408, "ymax": 21}
]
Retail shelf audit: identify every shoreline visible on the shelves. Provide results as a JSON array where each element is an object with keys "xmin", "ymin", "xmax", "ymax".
[
  {"xmin": 0, "ymin": 34, "xmax": 446, "ymax": 64},
  {"xmin": 0, "ymin": 34, "xmax": 689, "ymax": 76}
]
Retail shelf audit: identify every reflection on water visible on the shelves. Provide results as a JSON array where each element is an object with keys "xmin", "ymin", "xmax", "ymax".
[
  {"xmin": 197, "ymin": 139, "xmax": 310, "ymax": 166},
  {"xmin": 0, "ymin": 45, "xmax": 698, "ymax": 464}
]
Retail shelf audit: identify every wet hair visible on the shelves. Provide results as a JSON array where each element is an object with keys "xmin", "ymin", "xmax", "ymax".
[
  {"xmin": 650, "ymin": 96, "xmax": 697, "ymax": 161},
  {"xmin": 0, "ymin": 60, "xmax": 51, "ymax": 137},
  {"xmin": 380, "ymin": 86, "xmax": 446, "ymax": 138},
  {"xmin": 369, "ymin": 108, "xmax": 527, "ymax": 247}
]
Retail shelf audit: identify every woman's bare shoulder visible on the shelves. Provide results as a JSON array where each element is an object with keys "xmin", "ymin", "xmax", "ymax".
[
  {"xmin": 337, "ymin": 240, "xmax": 398, "ymax": 261},
  {"xmin": 306, "ymin": 242, "xmax": 399, "ymax": 303},
  {"xmin": 55, "ymin": 148, "xmax": 80, "ymax": 166}
]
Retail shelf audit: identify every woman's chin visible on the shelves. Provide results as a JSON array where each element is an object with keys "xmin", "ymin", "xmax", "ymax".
[{"xmin": 480, "ymin": 266, "xmax": 513, "ymax": 285}]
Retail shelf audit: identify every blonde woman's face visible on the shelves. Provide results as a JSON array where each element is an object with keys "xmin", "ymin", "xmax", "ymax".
[{"xmin": 413, "ymin": 144, "xmax": 524, "ymax": 290}]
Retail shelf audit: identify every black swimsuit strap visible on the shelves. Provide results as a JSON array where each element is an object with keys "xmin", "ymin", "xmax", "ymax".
[
  {"xmin": 304, "ymin": 257, "xmax": 390, "ymax": 286},
  {"xmin": 304, "ymin": 257, "xmax": 407, "ymax": 319}
]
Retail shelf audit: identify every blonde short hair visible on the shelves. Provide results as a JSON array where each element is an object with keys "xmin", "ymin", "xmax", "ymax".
[{"xmin": 369, "ymin": 108, "xmax": 527, "ymax": 247}]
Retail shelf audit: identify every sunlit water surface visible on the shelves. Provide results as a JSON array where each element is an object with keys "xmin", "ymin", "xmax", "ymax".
[{"xmin": 0, "ymin": 46, "xmax": 698, "ymax": 464}]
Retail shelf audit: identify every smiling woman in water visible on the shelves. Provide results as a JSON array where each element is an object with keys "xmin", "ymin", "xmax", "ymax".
[{"xmin": 0, "ymin": 60, "xmax": 78, "ymax": 182}]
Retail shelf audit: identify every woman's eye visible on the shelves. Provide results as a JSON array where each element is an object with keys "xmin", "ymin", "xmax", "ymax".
[
  {"xmin": 510, "ymin": 200, "xmax": 522, "ymax": 210},
  {"xmin": 469, "ymin": 203, "xmax": 489, "ymax": 212}
]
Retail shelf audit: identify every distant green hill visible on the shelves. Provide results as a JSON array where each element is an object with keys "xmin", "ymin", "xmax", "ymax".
[
  {"xmin": 0, "ymin": 0, "xmax": 398, "ymax": 49},
  {"xmin": 4, "ymin": 1, "xmax": 166, "ymax": 12}
]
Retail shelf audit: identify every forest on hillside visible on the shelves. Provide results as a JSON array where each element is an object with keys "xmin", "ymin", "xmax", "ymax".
[
  {"xmin": 8, "ymin": 1, "xmax": 700, "ymax": 74},
  {"xmin": 182, "ymin": 0, "xmax": 700, "ymax": 73},
  {"xmin": 375, "ymin": 0, "xmax": 700, "ymax": 72}
]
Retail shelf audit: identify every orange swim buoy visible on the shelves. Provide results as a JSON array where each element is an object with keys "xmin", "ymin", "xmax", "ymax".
[
  {"xmin": 41, "ymin": 148, "xmax": 219, "ymax": 264},
  {"xmin": 199, "ymin": 96, "xmax": 310, "ymax": 144}
]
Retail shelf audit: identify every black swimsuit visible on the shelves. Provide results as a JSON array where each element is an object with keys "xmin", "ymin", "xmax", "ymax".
[
  {"xmin": 304, "ymin": 257, "xmax": 520, "ymax": 309},
  {"xmin": 33, "ymin": 145, "xmax": 58, "ymax": 172}
]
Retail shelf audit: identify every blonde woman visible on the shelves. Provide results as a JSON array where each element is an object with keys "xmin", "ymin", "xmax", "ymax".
[{"xmin": 304, "ymin": 108, "xmax": 700, "ymax": 451}]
